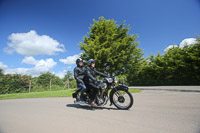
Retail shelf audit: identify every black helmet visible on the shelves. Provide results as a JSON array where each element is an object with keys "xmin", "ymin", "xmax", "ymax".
[
  {"xmin": 76, "ymin": 58, "xmax": 83, "ymax": 65},
  {"xmin": 88, "ymin": 59, "xmax": 95, "ymax": 66}
]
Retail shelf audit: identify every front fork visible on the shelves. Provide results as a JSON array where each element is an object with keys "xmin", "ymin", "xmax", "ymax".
[{"xmin": 109, "ymin": 84, "xmax": 129, "ymax": 106}]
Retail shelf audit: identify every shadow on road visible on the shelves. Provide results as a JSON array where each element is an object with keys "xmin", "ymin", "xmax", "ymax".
[{"xmin": 66, "ymin": 104, "xmax": 119, "ymax": 111}]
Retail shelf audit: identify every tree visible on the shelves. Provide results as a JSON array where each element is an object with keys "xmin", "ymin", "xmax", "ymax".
[
  {"xmin": 63, "ymin": 71, "xmax": 76, "ymax": 89},
  {"xmin": 79, "ymin": 16, "xmax": 143, "ymax": 76},
  {"xmin": 36, "ymin": 72, "xmax": 63, "ymax": 88},
  {"xmin": 0, "ymin": 74, "xmax": 30, "ymax": 94},
  {"xmin": 63, "ymin": 71, "xmax": 73, "ymax": 81},
  {"xmin": 0, "ymin": 69, "xmax": 3, "ymax": 76},
  {"xmin": 128, "ymin": 37, "xmax": 200, "ymax": 85}
]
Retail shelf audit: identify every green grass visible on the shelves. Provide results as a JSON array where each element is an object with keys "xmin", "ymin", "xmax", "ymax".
[
  {"xmin": 0, "ymin": 89, "xmax": 76, "ymax": 100},
  {"xmin": 129, "ymin": 88, "xmax": 141, "ymax": 93},
  {"xmin": 0, "ymin": 88, "xmax": 141, "ymax": 100}
]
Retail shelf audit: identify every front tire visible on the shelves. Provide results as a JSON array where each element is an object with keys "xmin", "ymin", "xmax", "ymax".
[{"xmin": 111, "ymin": 88, "xmax": 134, "ymax": 110}]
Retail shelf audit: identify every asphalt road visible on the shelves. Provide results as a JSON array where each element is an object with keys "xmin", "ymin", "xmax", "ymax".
[{"xmin": 0, "ymin": 86, "xmax": 200, "ymax": 133}]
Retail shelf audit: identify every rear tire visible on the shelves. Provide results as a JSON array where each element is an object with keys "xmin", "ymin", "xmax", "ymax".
[{"xmin": 73, "ymin": 89, "xmax": 81, "ymax": 101}]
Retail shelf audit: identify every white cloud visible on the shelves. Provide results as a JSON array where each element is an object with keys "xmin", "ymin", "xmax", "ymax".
[
  {"xmin": 4, "ymin": 57, "xmax": 57, "ymax": 77},
  {"xmin": 164, "ymin": 38, "xmax": 197, "ymax": 52},
  {"xmin": 5, "ymin": 68, "xmax": 29, "ymax": 75},
  {"xmin": 0, "ymin": 62, "xmax": 8, "ymax": 69},
  {"xmin": 55, "ymin": 66, "xmax": 73, "ymax": 79},
  {"xmin": 164, "ymin": 45, "xmax": 178, "ymax": 52},
  {"xmin": 33, "ymin": 58, "xmax": 57, "ymax": 73},
  {"xmin": 4, "ymin": 30, "xmax": 65, "ymax": 56},
  {"xmin": 59, "ymin": 54, "xmax": 81, "ymax": 65},
  {"xmin": 179, "ymin": 38, "xmax": 197, "ymax": 48},
  {"xmin": 56, "ymin": 70, "xmax": 67, "ymax": 79},
  {"xmin": 22, "ymin": 56, "xmax": 38, "ymax": 65}
]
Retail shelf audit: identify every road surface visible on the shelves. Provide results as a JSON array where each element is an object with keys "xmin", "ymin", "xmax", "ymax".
[{"xmin": 0, "ymin": 86, "xmax": 200, "ymax": 133}]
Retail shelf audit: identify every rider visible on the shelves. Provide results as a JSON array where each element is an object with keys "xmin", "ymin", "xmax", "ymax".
[
  {"xmin": 84, "ymin": 59, "xmax": 108, "ymax": 106},
  {"xmin": 74, "ymin": 58, "xmax": 86, "ymax": 101}
]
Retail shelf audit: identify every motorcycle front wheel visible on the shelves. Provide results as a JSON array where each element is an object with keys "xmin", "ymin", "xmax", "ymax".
[{"xmin": 111, "ymin": 88, "xmax": 134, "ymax": 110}]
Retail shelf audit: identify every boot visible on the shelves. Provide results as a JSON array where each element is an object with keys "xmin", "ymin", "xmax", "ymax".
[{"xmin": 90, "ymin": 102, "xmax": 97, "ymax": 107}]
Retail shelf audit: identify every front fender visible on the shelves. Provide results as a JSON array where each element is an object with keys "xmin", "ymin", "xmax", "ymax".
[
  {"xmin": 116, "ymin": 84, "xmax": 129, "ymax": 91},
  {"xmin": 109, "ymin": 84, "xmax": 129, "ymax": 105}
]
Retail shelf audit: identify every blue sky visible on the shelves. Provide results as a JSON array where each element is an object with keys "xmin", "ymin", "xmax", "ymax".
[{"xmin": 0, "ymin": 0, "xmax": 200, "ymax": 78}]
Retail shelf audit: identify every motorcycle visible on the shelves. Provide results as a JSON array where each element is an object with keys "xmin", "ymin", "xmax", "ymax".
[{"xmin": 72, "ymin": 77, "xmax": 134, "ymax": 110}]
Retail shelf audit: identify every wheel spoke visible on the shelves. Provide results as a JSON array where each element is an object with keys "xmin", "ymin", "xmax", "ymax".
[{"xmin": 114, "ymin": 93, "xmax": 119, "ymax": 97}]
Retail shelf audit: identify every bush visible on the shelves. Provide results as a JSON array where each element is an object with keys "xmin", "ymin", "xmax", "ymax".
[
  {"xmin": 127, "ymin": 39, "xmax": 200, "ymax": 86},
  {"xmin": 0, "ymin": 74, "xmax": 30, "ymax": 94}
]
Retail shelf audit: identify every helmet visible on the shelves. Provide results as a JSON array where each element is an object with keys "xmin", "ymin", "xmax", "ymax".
[
  {"xmin": 76, "ymin": 58, "xmax": 83, "ymax": 65},
  {"xmin": 88, "ymin": 59, "xmax": 95, "ymax": 66}
]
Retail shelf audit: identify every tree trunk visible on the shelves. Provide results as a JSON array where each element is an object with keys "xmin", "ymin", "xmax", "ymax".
[
  {"xmin": 50, "ymin": 79, "xmax": 52, "ymax": 91},
  {"xmin": 67, "ymin": 79, "xmax": 69, "ymax": 89},
  {"xmin": 29, "ymin": 80, "xmax": 31, "ymax": 93}
]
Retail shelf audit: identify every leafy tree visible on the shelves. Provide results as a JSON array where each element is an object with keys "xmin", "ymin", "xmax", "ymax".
[
  {"xmin": 63, "ymin": 71, "xmax": 73, "ymax": 81},
  {"xmin": 0, "ymin": 74, "xmax": 30, "ymax": 94},
  {"xmin": 36, "ymin": 72, "xmax": 63, "ymax": 88},
  {"xmin": 63, "ymin": 71, "xmax": 77, "ymax": 89},
  {"xmin": 79, "ymin": 16, "xmax": 143, "ymax": 76},
  {"xmin": 0, "ymin": 69, "xmax": 3, "ymax": 76},
  {"xmin": 128, "ymin": 37, "xmax": 200, "ymax": 85}
]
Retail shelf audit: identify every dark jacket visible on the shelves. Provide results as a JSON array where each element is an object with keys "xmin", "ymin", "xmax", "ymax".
[
  {"xmin": 84, "ymin": 66, "xmax": 108, "ymax": 84},
  {"xmin": 74, "ymin": 66, "xmax": 85, "ymax": 84}
]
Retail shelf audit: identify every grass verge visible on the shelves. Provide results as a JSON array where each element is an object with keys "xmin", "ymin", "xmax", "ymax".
[{"xmin": 0, "ymin": 88, "xmax": 141, "ymax": 100}]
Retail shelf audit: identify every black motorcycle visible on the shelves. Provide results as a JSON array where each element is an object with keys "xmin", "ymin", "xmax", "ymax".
[{"xmin": 72, "ymin": 77, "xmax": 134, "ymax": 110}]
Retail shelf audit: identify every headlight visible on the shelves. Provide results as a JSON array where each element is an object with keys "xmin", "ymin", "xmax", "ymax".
[
  {"xmin": 113, "ymin": 77, "xmax": 118, "ymax": 84},
  {"xmin": 100, "ymin": 83, "xmax": 107, "ymax": 89},
  {"xmin": 107, "ymin": 78, "xmax": 113, "ymax": 83}
]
